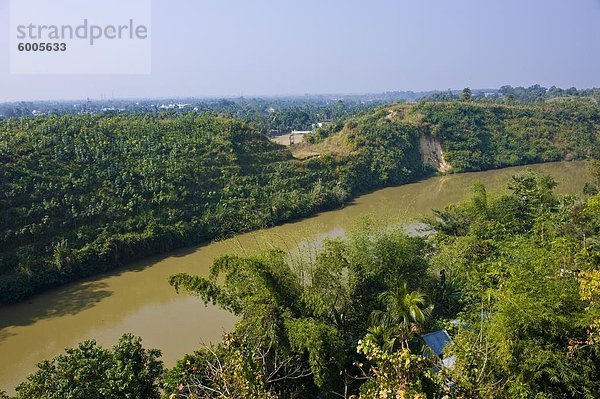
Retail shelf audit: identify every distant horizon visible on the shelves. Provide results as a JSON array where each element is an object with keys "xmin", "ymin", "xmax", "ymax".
[{"xmin": 1, "ymin": 84, "xmax": 598, "ymax": 104}]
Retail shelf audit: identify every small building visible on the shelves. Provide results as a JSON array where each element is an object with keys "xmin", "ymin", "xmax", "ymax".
[
  {"xmin": 422, "ymin": 330, "xmax": 451, "ymax": 358},
  {"xmin": 421, "ymin": 329, "xmax": 456, "ymax": 371}
]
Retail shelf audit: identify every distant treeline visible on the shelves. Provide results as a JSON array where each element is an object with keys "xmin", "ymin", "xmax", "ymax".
[
  {"xmin": 1, "ymin": 99, "xmax": 599, "ymax": 303},
  {"xmin": 422, "ymin": 84, "xmax": 600, "ymax": 103},
  {"xmin": 3, "ymin": 86, "xmax": 600, "ymax": 131},
  {"xmin": 0, "ymin": 97, "xmax": 375, "ymax": 132},
  {"xmin": 0, "ymin": 95, "xmax": 415, "ymax": 131}
]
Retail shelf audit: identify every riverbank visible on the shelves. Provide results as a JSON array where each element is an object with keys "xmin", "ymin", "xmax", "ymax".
[{"xmin": 0, "ymin": 160, "xmax": 592, "ymax": 394}]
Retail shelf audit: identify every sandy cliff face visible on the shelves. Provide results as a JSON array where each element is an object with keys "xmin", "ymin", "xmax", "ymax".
[{"xmin": 419, "ymin": 134, "xmax": 451, "ymax": 173}]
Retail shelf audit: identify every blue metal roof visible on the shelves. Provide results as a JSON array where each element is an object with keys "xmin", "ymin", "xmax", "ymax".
[{"xmin": 422, "ymin": 330, "xmax": 451, "ymax": 356}]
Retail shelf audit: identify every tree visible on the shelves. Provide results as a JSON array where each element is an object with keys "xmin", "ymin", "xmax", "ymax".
[
  {"xmin": 14, "ymin": 334, "xmax": 163, "ymax": 399},
  {"xmin": 579, "ymin": 269, "xmax": 600, "ymax": 349},
  {"xmin": 357, "ymin": 334, "xmax": 440, "ymax": 399},
  {"xmin": 166, "ymin": 229, "xmax": 433, "ymax": 398},
  {"xmin": 432, "ymin": 269, "xmax": 462, "ymax": 318},
  {"xmin": 460, "ymin": 87, "xmax": 472, "ymax": 101},
  {"xmin": 168, "ymin": 251, "xmax": 347, "ymax": 397},
  {"xmin": 369, "ymin": 282, "xmax": 430, "ymax": 350}
]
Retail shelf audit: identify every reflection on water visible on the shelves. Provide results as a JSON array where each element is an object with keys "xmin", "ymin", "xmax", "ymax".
[{"xmin": 0, "ymin": 161, "xmax": 592, "ymax": 393}]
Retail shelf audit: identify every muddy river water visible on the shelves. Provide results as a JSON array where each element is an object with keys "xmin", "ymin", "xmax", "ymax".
[{"xmin": 0, "ymin": 161, "xmax": 592, "ymax": 393}]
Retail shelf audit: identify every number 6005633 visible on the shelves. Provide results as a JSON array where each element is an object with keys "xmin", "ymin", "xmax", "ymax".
[{"xmin": 17, "ymin": 43, "xmax": 66, "ymax": 51}]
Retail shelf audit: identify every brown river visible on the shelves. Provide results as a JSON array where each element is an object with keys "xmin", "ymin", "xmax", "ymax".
[{"xmin": 0, "ymin": 161, "xmax": 592, "ymax": 393}]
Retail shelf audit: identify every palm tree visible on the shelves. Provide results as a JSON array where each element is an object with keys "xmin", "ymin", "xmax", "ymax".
[
  {"xmin": 370, "ymin": 282, "xmax": 431, "ymax": 350},
  {"xmin": 364, "ymin": 325, "xmax": 396, "ymax": 353}
]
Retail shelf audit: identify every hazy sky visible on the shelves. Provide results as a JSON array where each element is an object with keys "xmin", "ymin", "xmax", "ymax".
[{"xmin": 1, "ymin": 0, "xmax": 600, "ymax": 101}]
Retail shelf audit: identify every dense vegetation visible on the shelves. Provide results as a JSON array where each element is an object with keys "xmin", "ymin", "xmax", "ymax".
[
  {"xmin": 414, "ymin": 100, "xmax": 600, "ymax": 171},
  {"xmin": 161, "ymin": 167, "xmax": 600, "ymax": 398},
  {"xmin": 496, "ymin": 85, "xmax": 600, "ymax": 103},
  {"xmin": 429, "ymin": 167, "xmax": 600, "ymax": 398},
  {"xmin": 7, "ymin": 334, "xmax": 163, "ymax": 399},
  {"xmin": 2, "ymin": 100, "xmax": 599, "ymax": 304},
  {"xmin": 308, "ymin": 99, "xmax": 600, "ymax": 173},
  {"xmin": 0, "ymin": 92, "xmax": 435, "ymax": 122},
  {"xmin": 0, "ymin": 112, "xmax": 426, "ymax": 303},
  {"xmin": 7, "ymin": 166, "xmax": 599, "ymax": 398}
]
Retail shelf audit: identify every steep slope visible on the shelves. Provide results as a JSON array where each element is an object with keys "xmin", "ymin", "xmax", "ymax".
[
  {"xmin": 419, "ymin": 134, "xmax": 451, "ymax": 173},
  {"xmin": 313, "ymin": 99, "xmax": 599, "ymax": 174},
  {"xmin": 416, "ymin": 100, "xmax": 600, "ymax": 171}
]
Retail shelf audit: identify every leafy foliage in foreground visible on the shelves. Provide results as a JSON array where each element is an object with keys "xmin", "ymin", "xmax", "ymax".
[
  {"xmin": 431, "ymin": 168, "xmax": 600, "ymax": 398},
  {"xmin": 166, "ymin": 229, "xmax": 437, "ymax": 398},
  {"xmin": 13, "ymin": 334, "xmax": 163, "ymax": 399}
]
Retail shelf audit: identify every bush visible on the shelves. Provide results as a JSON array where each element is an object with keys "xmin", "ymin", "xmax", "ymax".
[{"xmin": 14, "ymin": 334, "xmax": 163, "ymax": 399}]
